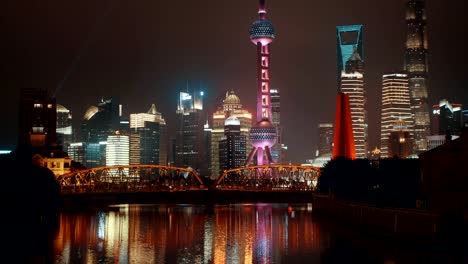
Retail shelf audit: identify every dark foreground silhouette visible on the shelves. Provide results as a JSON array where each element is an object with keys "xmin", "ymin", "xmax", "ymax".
[{"xmin": 1, "ymin": 147, "xmax": 62, "ymax": 263}]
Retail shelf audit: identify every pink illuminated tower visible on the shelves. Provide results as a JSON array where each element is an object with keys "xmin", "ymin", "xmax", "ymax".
[{"xmin": 245, "ymin": 0, "xmax": 277, "ymax": 166}]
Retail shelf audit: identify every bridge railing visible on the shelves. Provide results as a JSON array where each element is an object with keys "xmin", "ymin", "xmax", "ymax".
[
  {"xmin": 214, "ymin": 164, "xmax": 321, "ymax": 191},
  {"xmin": 58, "ymin": 165, "xmax": 206, "ymax": 193}
]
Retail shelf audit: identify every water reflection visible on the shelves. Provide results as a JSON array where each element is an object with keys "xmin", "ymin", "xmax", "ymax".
[
  {"xmin": 51, "ymin": 203, "xmax": 458, "ymax": 263},
  {"xmin": 53, "ymin": 204, "xmax": 325, "ymax": 263}
]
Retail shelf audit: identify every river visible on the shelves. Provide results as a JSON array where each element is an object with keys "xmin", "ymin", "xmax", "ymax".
[{"xmin": 7, "ymin": 203, "xmax": 465, "ymax": 263}]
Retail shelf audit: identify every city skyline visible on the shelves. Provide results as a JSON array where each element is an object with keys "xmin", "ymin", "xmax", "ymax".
[{"xmin": 2, "ymin": 0, "xmax": 467, "ymax": 163}]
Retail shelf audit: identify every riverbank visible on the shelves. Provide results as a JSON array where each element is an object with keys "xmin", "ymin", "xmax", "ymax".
[{"xmin": 311, "ymin": 194, "xmax": 468, "ymax": 243}]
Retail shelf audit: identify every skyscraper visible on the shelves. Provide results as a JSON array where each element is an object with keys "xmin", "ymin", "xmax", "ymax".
[
  {"xmin": 336, "ymin": 25, "xmax": 363, "ymax": 87},
  {"xmin": 338, "ymin": 42, "xmax": 367, "ymax": 158},
  {"xmin": 82, "ymin": 97, "xmax": 121, "ymax": 143},
  {"xmin": 432, "ymin": 99, "xmax": 463, "ymax": 136},
  {"xmin": 404, "ymin": 0, "xmax": 430, "ymax": 153},
  {"xmin": 56, "ymin": 104, "xmax": 72, "ymax": 151},
  {"xmin": 175, "ymin": 89, "xmax": 208, "ymax": 174},
  {"xmin": 219, "ymin": 117, "xmax": 247, "ymax": 172},
  {"xmin": 317, "ymin": 123, "xmax": 334, "ymax": 157},
  {"xmin": 129, "ymin": 104, "xmax": 167, "ymax": 165},
  {"xmin": 106, "ymin": 132, "xmax": 129, "ymax": 174},
  {"xmin": 18, "ymin": 88, "xmax": 57, "ymax": 147},
  {"xmin": 270, "ymin": 89, "xmax": 284, "ymax": 163},
  {"xmin": 246, "ymin": 0, "xmax": 277, "ymax": 166},
  {"xmin": 380, "ymin": 73, "xmax": 413, "ymax": 158},
  {"xmin": 211, "ymin": 91, "xmax": 252, "ymax": 176}
]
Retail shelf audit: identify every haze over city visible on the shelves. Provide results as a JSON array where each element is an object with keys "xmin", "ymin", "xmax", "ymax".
[{"xmin": 2, "ymin": 0, "xmax": 467, "ymax": 163}]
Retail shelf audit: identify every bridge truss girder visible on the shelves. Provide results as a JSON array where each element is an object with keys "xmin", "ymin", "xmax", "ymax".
[
  {"xmin": 215, "ymin": 165, "xmax": 321, "ymax": 191},
  {"xmin": 58, "ymin": 165, "xmax": 205, "ymax": 193}
]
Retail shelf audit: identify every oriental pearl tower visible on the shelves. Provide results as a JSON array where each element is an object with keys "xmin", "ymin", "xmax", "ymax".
[{"xmin": 245, "ymin": 0, "xmax": 277, "ymax": 166}]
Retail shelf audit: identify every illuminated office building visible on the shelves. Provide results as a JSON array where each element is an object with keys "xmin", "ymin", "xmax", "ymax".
[
  {"xmin": 270, "ymin": 89, "xmax": 286, "ymax": 163},
  {"xmin": 67, "ymin": 142, "xmax": 85, "ymax": 165},
  {"xmin": 380, "ymin": 73, "xmax": 413, "ymax": 158},
  {"xmin": 317, "ymin": 123, "xmax": 334, "ymax": 157},
  {"xmin": 339, "ymin": 46, "xmax": 367, "ymax": 158},
  {"xmin": 175, "ymin": 89, "xmax": 209, "ymax": 174},
  {"xmin": 56, "ymin": 104, "xmax": 73, "ymax": 151},
  {"xmin": 18, "ymin": 88, "xmax": 56, "ymax": 147},
  {"xmin": 388, "ymin": 120, "xmax": 413, "ymax": 159},
  {"xmin": 211, "ymin": 91, "xmax": 252, "ymax": 177},
  {"xmin": 404, "ymin": 0, "xmax": 430, "ymax": 153},
  {"xmin": 432, "ymin": 99, "xmax": 463, "ymax": 136},
  {"xmin": 82, "ymin": 97, "xmax": 121, "ymax": 143},
  {"xmin": 129, "ymin": 104, "xmax": 167, "ymax": 165},
  {"xmin": 106, "ymin": 132, "xmax": 129, "ymax": 167},
  {"xmin": 81, "ymin": 97, "xmax": 121, "ymax": 167},
  {"xmin": 218, "ymin": 117, "xmax": 247, "ymax": 172},
  {"xmin": 336, "ymin": 25, "xmax": 367, "ymax": 158}
]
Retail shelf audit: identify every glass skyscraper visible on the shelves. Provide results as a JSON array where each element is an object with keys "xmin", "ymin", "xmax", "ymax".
[
  {"xmin": 404, "ymin": 0, "xmax": 430, "ymax": 153},
  {"xmin": 337, "ymin": 26, "xmax": 367, "ymax": 158},
  {"xmin": 56, "ymin": 104, "xmax": 73, "ymax": 151},
  {"xmin": 336, "ymin": 25, "xmax": 363, "ymax": 87},
  {"xmin": 175, "ymin": 89, "xmax": 209, "ymax": 175},
  {"xmin": 218, "ymin": 117, "xmax": 247, "ymax": 172}
]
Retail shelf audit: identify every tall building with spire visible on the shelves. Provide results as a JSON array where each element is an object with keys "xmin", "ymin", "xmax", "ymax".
[
  {"xmin": 211, "ymin": 91, "xmax": 252, "ymax": 177},
  {"xmin": 337, "ymin": 26, "xmax": 367, "ymax": 158},
  {"xmin": 404, "ymin": 0, "xmax": 430, "ymax": 153},
  {"xmin": 245, "ymin": 0, "xmax": 278, "ymax": 166}
]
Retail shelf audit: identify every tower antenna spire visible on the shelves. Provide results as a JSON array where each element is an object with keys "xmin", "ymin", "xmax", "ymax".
[{"xmin": 259, "ymin": 0, "xmax": 266, "ymax": 18}]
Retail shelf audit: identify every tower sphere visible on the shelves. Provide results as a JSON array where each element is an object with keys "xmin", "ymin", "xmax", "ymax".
[
  {"xmin": 249, "ymin": 118, "xmax": 277, "ymax": 148},
  {"xmin": 249, "ymin": 19, "xmax": 276, "ymax": 45}
]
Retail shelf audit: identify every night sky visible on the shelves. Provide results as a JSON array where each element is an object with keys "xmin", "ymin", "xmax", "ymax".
[{"xmin": 2, "ymin": 0, "xmax": 467, "ymax": 163}]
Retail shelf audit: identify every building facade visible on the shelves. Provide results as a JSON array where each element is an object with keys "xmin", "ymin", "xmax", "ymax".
[
  {"xmin": 380, "ymin": 73, "xmax": 413, "ymax": 158},
  {"xmin": 336, "ymin": 25, "xmax": 363, "ymax": 88},
  {"xmin": 106, "ymin": 133, "xmax": 129, "ymax": 167},
  {"xmin": 129, "ymin": 104, "xmax": 167, "ymax": 165},
  {"xmin": 82, "ymin": 97, "xmax": 121, "ymax": 143},
  {"xmin": 18, "ymin": 88, "xmax": 57, "ymax": 147},
  {"xmin": 432, "ymin": 99, "xmax": 463, "ymax": 136},
  {"xmin": 337, "ymin": 25, "xmax": 367, "ymax": 158},
  {"xmin": 388, "ymin": 121, "xmax": 414, "ymax": 159},
  {"xmin": 404, "ymin": 0, "xmax": 430, "ymax": 153},
  {"xmin": 175, "ymin": 90, "xmax": 209, "ymax": 175},
  {"xmin": 56, "ymin": 104, "xmax": 73, "ymax": 151},
  {"xmin": 270, "ymin": 89, "xmax": 285, "ymax": 163},
  {"xmin": 317, "ymin": 123, "xmax": 334, "ymax": 157},
  {"xmin": 218, "ymin": 117, "xmax": 247, "ymax": 172},
  {"xmin": 211, "ymin": 91, "xmax": 252, "ymax": 177}
]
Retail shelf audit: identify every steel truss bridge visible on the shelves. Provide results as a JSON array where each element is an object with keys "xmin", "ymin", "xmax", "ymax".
[
  {"xmin": 215, "ymin": 165, "xmax": 321, "ymax": 191},
  {"xmin": 58, "ymin": 164, "xmax": 321, "ymax": 194}
]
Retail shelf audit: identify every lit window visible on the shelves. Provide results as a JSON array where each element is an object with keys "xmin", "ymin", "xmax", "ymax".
[
  {"xmin": 34, "ymin": 103, "xmax": 43, "ymax": 108},
  {"xmin": 47, "ymin": 104, "xmax": 53, "ymax": 108}
]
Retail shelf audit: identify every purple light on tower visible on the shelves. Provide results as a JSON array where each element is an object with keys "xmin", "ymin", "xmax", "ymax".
[{"xmin": 245, "ymin": 0, "xmax": 277, "ymax": 166}]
